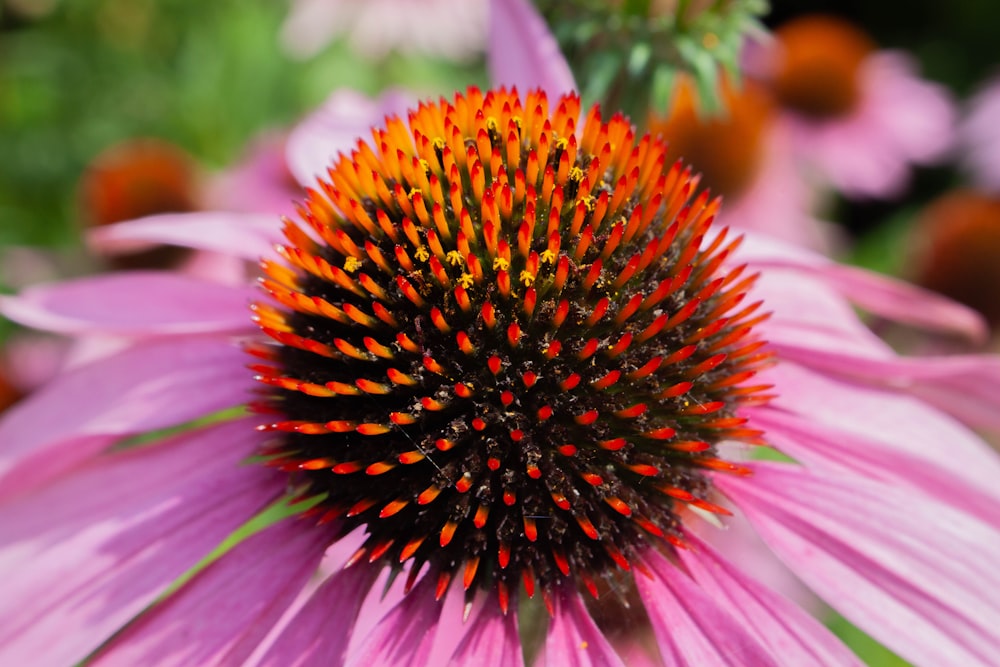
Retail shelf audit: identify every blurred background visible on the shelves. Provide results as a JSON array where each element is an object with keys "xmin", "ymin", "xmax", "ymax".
[{"xmin": 0, "ymin": 1, "xmax": 997, "ymax": 663}]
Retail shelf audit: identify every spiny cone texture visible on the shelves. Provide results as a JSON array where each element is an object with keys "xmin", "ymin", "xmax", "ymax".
[{"xmin": 251, "ymin": 87, "xmax": 773, "ymax": 611}]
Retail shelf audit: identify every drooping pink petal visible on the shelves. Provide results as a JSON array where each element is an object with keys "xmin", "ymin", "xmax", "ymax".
[
  {"xmin": 344, "ymin": 575, "xmax": 445, "ymax": 667},
  {"xmin": 488, "ymin": 0, "xmax": 576, "ymax": 96},
  {"xmin": 254, "ymin": 561, "xmax": 381, "ymax": 667},
  {"xmin": 0, "ymin": 419, "xmax": 282, "ymax": 667},
  {"xmin": 678, "ymin": 534, "xmax": 863, "ymax": 666},
  {"xmin": 759, "ymin": 361, "xmax": 1000, "ymax": 494},
  {"xmin": 769, "ymin": 340, "xmax": 1000, "ymax": 431},
  {"xmin": 635, "ymin": 549, "xmax": 779, "ymax": 667},
  {"xmin": 736, "ymin": 233, "xmax": 988, "ymax": 342},
  {"xmin": 717, "ymin": 462, "xmax": 1000, "ymax": 667},
  {"xmin": 87, "ymin": 212, "xmax": 284, "ymax": 262},
  {"xmin": 0, "ymin": 335, "xmax": 252, "ymax": 500},
  {"xmin": 541, "ymin": 588, "xmax": 626, "ymax": 667},
  {"xmin": 285, "ymin": 89, "xmax": 416, "ymax": 188},
  {"xmin": 447, "ymin": 600, "xmax": 524, "ymax": 667},
  {"xmin": 0, "ymin": 272, "xmax": 256, "ymax": 336},
  {"xmin": 753, "ymin": 403, "xmax": 1000, "ymax": 526},
  {"xmin": 90, "ymin": 517, "xmax": 331, "ymax": 667}
]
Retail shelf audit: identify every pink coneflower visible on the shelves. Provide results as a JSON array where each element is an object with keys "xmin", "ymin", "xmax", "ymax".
[
  {"xmin": 648, "ymin": 75, "xmax": 835, "ymax": 252},
  {"xmin": 2, "ymin": 84, "xmax": 1000, "ymax": 667},
  {"xmin": 280, "ymin": 0, "xmax": 487, "ymax": 61},
  {"xmin": 753, "ymin": 14, "xmax": 956, "ymax": 199}
]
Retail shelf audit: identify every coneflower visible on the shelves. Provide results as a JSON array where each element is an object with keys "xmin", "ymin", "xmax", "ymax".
[{"xmin": 2, "ymin": 85, "xmax": 999, "ymax": 667}]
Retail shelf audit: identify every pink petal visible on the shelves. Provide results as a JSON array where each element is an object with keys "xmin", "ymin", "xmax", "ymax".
[
  {"xmin": 344, "ymin": 575, "xmax": 444, "ymax": 667},
  {"xmin": 736, "ymin": 233, "xmax": 988, "ymax": 342},
  {"xmin": 0, "ymin": 335, "xmax": 252, "ymax": 500},
  {"xmin": 87, "ymin": 212, "xmax": 283, "ymax": 262},
  {"xmin": 770, "ymin": 341, "xmax": 1000, "ymax": 431},
  {"xmin": 91, "ymin": 517, "xmax": 330, "ymax": 667},
  {"xmin": 203, "ymin": 133, "xmax": 301, "ymax": 218},
  {"xmin": 488, "ymin": 0, "xmax": 576, "ymax": 96},
  {"xmin": 255, "ymin": 562, "xmax": 381, "ymax": 667},
  {"xmin": 285, "ymin": 89, "xmax": 415, "ymax": 188},
  {"xmin": 447, "ymin": 601, "xmax": 524, "ymax": 667},
  {"xmin": 753, "ymin": 404, "xmax": 1000, "ymax": 526},
  {"xmin": 760, "ymin": 361, "xmax": 1000, "ymax": 494},
  {"xmin": 0, "ymin": 419, "xmax": 281, "ymax": 667},
  {"xmin": 541, "ymin": 589, "xmax": 626, "ymax": 667},
  {"xmin": 635, "ymin": 549, "xmax": 779, "ymax": 667},
  {"xmin": 0, "ymin": 271, "xmax": 255, "ymax": 335},
  {"xmin": 717, "ymin": 462, "xmax": 1000, "ymax": 667},
  {"xmin": 678, "ymin": 534, "xmax": 863, "ymax": 666}
]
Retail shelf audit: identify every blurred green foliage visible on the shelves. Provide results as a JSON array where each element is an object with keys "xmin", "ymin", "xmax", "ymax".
[{"xmin": 0, "ymin": 0, "xmax": 480, "ymax": 249}]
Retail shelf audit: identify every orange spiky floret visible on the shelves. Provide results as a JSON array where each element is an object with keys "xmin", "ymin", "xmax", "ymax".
[{"xmin": 253, "ymin": 87, "xmax": 772, "ymax": 610}]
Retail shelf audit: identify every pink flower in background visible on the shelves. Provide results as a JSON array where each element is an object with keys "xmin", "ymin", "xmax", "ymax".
[
  {"xmin": 648, "ymin": 75, "xmax": 838, "ymax": 253},
  {"xmin": 280, "ymin": 0, "xmax": 487, "ymax": 61},
  {"xmin": 960, "ymin": 75, "xmax": 1000, "ymax": 194},
  {"xmin": 753, "ymin": 14, "xmax": 956, "ymax": 200}
]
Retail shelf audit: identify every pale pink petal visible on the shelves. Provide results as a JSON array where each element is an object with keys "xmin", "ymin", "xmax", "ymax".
[
  {"xmin": 753, "ymin": 405, "xmax": 1000, "ymax": 526},
  {"xmin": 679, "ymin": 534, "xmax": 863, "ymax": 666},
  {"xmin": 0, "ymin": 272, "xmax": 255, "ymax": 336},
  {"xmin": 961, "ymin": 76, "xmax": 1000, "ymax": 193},
  {"xmin": 770, "ymin": 341, "xmax": 1000, "ymax": 430},
  {"xmin": 91, "ymin": 517, "xmax": 330, "ymax": 667},
  {"xmin": 0, "ymin": 419, "xmax": 281, "ymax": 667},
  {"xmin": 0, "ymin": 336, "xmax": 251, "ymax": 500},
  {"xmin": 688, "ymin": 509, "xmax": 819, "ymax": 614},
  {"xmin": 541, "ymin": 589, "xmax": 626, "ymax": 667},
  {"xmin": 344, "ymin": 575, "xmax": 444, "ymax": 667},
  {"xmin": 760, "ymin": 361, "xmax": 1000, "ymax": 493},
  {"xmin": 447, "ymin": 601, "xmax": 524, "ymax": 667},
  {"xmin": 734, "ymin": 232, "xmax": 988, "ymax": 342},
  {"xmin": 286, "ymin": 89, "xmax": 416, "ymax": 188},
  {"xmin": 488, "ymin": 0, "xmax": 576, "ymax": 96},
  {"xmin": 255, "ymin": 562, "xmax": 381, "ymax": 667},
  {"xmin": 87, "ymin": 212, "xmax": 283, "ymax": 262},
  {"xmin": 718, "ymin": 462, "xmax": 1000, "ymax": 667},
  {"xmin": 635, "ymin": 549, "xmax": 778, "ymax": 667},
  {"xmin": 203, "ymin": 133, "xmax": 301, "ymax": 218}
]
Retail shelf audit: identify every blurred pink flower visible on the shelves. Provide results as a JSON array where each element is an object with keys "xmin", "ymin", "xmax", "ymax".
[
  {"xmin": 960, "ymin": 75, "xmax": 1000, "ymax": 194},
  {"xmin": 753, "ymin": 14, "xmax": 956, "ymax": 200},
  {"xmin": 648, "ymin": 75, "xmax": 838, "ymax": 253},
  {"xmin": 280, "ymin": 0, "xmax": 487, "ymax": 61}
]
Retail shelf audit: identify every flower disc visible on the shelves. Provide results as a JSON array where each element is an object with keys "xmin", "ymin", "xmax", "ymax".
[{"xmin": 252, "ymin": 87, "xmax": 773, "ymax": 610}]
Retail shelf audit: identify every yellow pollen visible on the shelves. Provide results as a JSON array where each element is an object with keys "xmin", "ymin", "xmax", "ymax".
[
  {"xmin": 486, "ymin": 117, "xmax": 499, "ymax": 132},
  {"xmin": 493, "ymin": 257, "xmax": 510, "ymax": 271},
  {"xmin": 519, "ymin": 270, "xmax": 536, "ymax": 286},
  {"xmin": 540, "ymin": 249, "xmax": 557, "ymax": 264},
  {"xmin": 555, "ymin": 137, "xmax": 569, "ymax": 150},
  {"xmin": 408, "ymin": 187, "xmax": 421, "ymax": 198},
  {"xmin": 418, "ymin": 158, "xmax": 431, "ymax": 174},
  {"xmin": 581, "ymin": 195, "xmax": 596, "ymax": 212},
  {"xmin": 432, "ymin": 137, "xmax": 446, "ymax": 151},
  {"xmin": 446, "ymin": 250, "xmax": 464, "ymax": 266},
  {"xmin": 343, "ymin": 257, "xmax": 362, "ymax": 273},
  {"xmin": 458, "ymin": 273, "xmax": 475, "ymax": 288},
  {"xmin": 568, "ymin": 166, "xmax": 584, "ymax": 182},
  {"xmin": 414, "ymin": 246, "xmax": 430, "ymax": 262}
]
